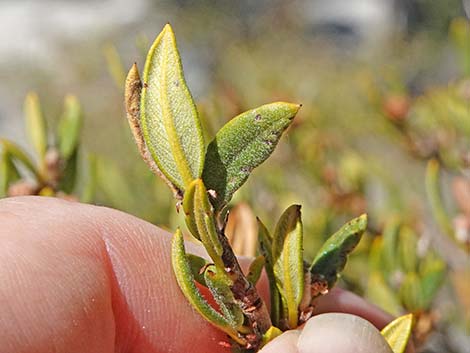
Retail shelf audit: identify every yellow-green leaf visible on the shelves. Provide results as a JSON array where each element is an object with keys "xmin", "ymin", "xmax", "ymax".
[
  {"xmin": 258, "ymin": 217, "xmax": 281, "ymax": 326},
  {"xmin": 272, "ymin": 204, "xmax": 304, "ymax": 329},
  {"xmin": 171, "ymin": 229, "xmax": 245, "ymax": 345},
  {"xmin": 0, "ymin": 139, "xmax": 41, "ymax": 182},
  {"xmin": 202, "ymin": 102, "xmax": 300, "ymax": 211},
  {"xmin": 24, "ymin": 92, "xmax": 48, "ymax": 161},
  {"xmin": 140, "ymin": 24, "xmax": 204, "ymax": 191},
  {"xmin": 58, "ymin": 95, "xmax": 82, "ymax": 160},
  {"xmin": 246, "ymin": 255, "xmax": 265, "ymax": 286},
  {"xmin": 381, "ymin": 313, "xmax": 414, "ymax": 353},
  {"xmin": 366, "ymin": 272, "xmax": 403, "ymax": 316},
  {"xmin": 204, "ymin": 265, "xmax": 244, "ymax": 329},
  {"xmin": 309, "ymin": 214, "xmax": 367, "ymax": 288},
  {"xmin": 262, "ymin": 326, "xmax": 283, "ymax": 346},
  {"xmin": 183, "ymin": 179, "xmax": 223, "ymax": 268}
]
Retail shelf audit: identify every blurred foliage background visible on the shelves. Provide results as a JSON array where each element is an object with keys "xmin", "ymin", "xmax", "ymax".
[{"xmin": 0, "ymin": 1, "xmax": 469, "ymax": 352}]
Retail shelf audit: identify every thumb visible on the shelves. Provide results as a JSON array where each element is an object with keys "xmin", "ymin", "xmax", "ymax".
[{"xmin": 260, "ymin": 313, "xmax": 393, "ymax": 353}]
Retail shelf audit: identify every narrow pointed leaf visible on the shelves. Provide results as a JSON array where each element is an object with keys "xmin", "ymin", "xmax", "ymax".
[
  {"xmin": 0, "ymin": 150, "xmax": 21, "ymax": 197},
  {"xmin": 309, "ymin": 214, "xmax": 367, "ymax": 288},
  {"xmin": 204, "ymin": 265, "xmax": 244, "ymax": 329},
  {"xmin": 258, "ymin": 218, "xmax": 281, "ymax": 326},
  {"xmin": 24, "ymin": 92, "xmax": 48, "ymax": 161},
  {"xmin": 246, "ymin": 255, "xmax": 265, "ymax": 286},
  {"xmin": 0, "ymin": 139, "xmax": 41, "ymax": 181},
  {"xmin": 183, "ymin": 179, "xmax": 224, "ymax": 268},
  {"xmin": 399, "ymin": 272, "xmax": 424, "ymax": 311},
  {"xmin": 381, "ymin": 314, "xmax": 414, "ymax": 353},
  {"xmin": 140, "ymin": 24, "xmax": 204, "ymax": 191},
  {"xmin": 366, "ymin": 272, "xmax": 402, "ymax": 316},
  {"xmin": 203, "ymin": 102, "xmax": 301, "ymax": 211},
  {"xmin": 171, "ymin": 229, "xmax": 244, "ymax": 344},
  {"xmin": 272, "ymin": 204, "xmax": 304, "ymax": 329},
  {"xmin": 58, "ymin": 148, "xmax": 78, "ymax": 193},
  {"xmin": 58, "ymin": 95, "xmax": 82, "ymax": 161}
]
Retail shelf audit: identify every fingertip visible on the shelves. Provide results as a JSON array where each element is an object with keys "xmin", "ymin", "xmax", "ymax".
[
  {"xmin": 298, "ymin": 313, "xmax": 393, "ymax": 353},
  {"xmin": 259, "ymin": 330, "xmax": 300, "ymax": 353}
]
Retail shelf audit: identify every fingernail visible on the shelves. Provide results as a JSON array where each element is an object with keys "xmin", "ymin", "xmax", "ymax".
[
  {"xmin": 259, "ymin": 330, "xmax": 300, "ymax": 353},
  {"xmin": 297, "ymin": 313, "xmax": 393, "ymax": 353}
]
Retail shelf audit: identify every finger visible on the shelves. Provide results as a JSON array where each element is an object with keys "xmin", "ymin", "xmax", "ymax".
[
  {"xmin": 260, "ymin": 313, "xmax": 394, "ymax": 353},
  {"xmin": 314, "ymin": 287, "xmax": 394, "ymax": 329},
  {"xmin": 0, "ymin": 196, "xmax": 228, "ymax": 353}
]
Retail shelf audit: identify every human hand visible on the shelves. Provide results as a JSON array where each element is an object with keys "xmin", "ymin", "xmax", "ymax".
[{"xmin": 0, "ymin": 197, "xmax": 410, "ymax": 353}]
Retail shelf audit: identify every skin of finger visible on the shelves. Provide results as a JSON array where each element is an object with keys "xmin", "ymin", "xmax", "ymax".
[
  {"xmin": 0, "ymin": 196, "xmax": 228, "ymax": 353},
  {"xmin": 297, "ymin": 313, "xmax": 393, "ymax": 353}
]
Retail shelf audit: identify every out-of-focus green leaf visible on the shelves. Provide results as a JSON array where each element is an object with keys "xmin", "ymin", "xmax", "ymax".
[
  {"xmin": 0, "ymin": 150, "xmax": 21, "ymax": 197},
  {"xmin": 366, "ymin": 272, "xmax": 402, "ymax": 316},
  {"xmin": 103, "ymin": 43, "xmax": 127, "ymax": 89},
  {"xmin": 0, "ymin": 139, "xmax": 41, "ymax": 181},
  {"xmin": 419, "ymin": 254, "xmax": 446, "ymax": 309},
  {"xmin": 171, "ymin": 229, "xmax": 245, "ymax": 345},
  {"xmin": 204, "ymin": 265, "xmax": 244, "ymax": 329},
  {"xmin": 399, "ymin": 272, "xmax": 424, "ymax": 311},
  {"xmin": 80, "ymin": 154, "xmax": 97, "ymax": 203},
  {"xmin": 381, "ymin": 313, "xmax": 414, "ymax": 353},
  {"xmin": 24, "ymin": 92, "xmax": 48, "ymax": 161},
  {"xmin": 272, "ymin": 204, "xmax": 303, "ymax": 329},
  {"xmin": 449, "ymin": 17, "xmax": 470, "ymax": 75},
  {"xmin": 58, "ymin": 95, "xmax": 82, "ymax": 161},
  {"xmin": 425, "ymin": 159, "xmax": 455, "ymax": 240},
  {"xmin": 183, "ymin": 179, "xmax": 223, "ymax": 268},
  {"xmin": 58, "ymin": 148, "xmax": 78, "ymax": 194},
  {"xmin": 382, "ymin": 217, "xmax": 401, "ymax": 274},
  {"xmin": 246, "ymin": 255, "xmax": 265, "ymax": 286},
  {"xmin": 140, "ymin": 24, "xmax": 205, "ymax": 191},
  {"xmin": 258, "ymin": 218, "xmax": 281, "ymax": 327},
  {"xmin": 397, "ymin": 227, "xmax": 418, "ymax": 273},
  {"xmin": 309, "ymin": 214, "xmax": 367, "ymax": 288},
  {"xmin": 202, "ymin": 102, "xmax": 300, "ymax": 211},
  {"xmin": 368, "ymin": 237, "xmax": 384, "ymax": 273}
]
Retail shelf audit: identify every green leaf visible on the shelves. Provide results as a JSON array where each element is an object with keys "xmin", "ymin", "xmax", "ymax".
[
  {"xmin": 183, "ymin": 179, "xmax": 224, "ymax": 268},
  {"xmin": 272, "ymin": 205, "xmax": 304, "ymax": 329},
  {"xmin": 58, "ymin": 95, "xmax": 82, "ymax": 161},
  {"xmin": 0, "ymin": 139, "xmax": 41, "ymax": 182},
  {"xmin": 80, "ymin": 154, "xmax": 97, "ymax": 203},
  {"xmin": 246, "ymin": 255, "xmax": 265, "ymax": 286},
  {"xmin": 24, "ymin": 92, "xmax": 48, "ymax": 161},
  {"xmin": 57, "ymin": 148, "xmax": 78, "ymax": 194},
  {"xmin": 262, "ymin": 326, "xmax": 283, "ymax": 346},
  {"xmin": 382, "ymin": 217, "xmax": 401, "ymax": 274},
  {"xmin": 171, "ymin": 229, "xmax": 245, "ymax": 345},
  {"xmin": 187, "ymin": 253, "xmax": 209, "ymax": 287},
  {"xmin": 397, "ymin": 227, "xmax": 418, "ymax": 273},
  {"xmin": 419, "ymin": 254, "xmax": 446, "ymax": 309},
  {"xmin": 140, "ymin": 24, "xmax": 204, "ymax": 191},
  {"xmin": 258, "ymin": 218, "xmax": 281, "ymax": 327},
  {"xmin": 103, "ymin": 43, "xmax": 127, "ymax": 89},
  {"xmin": 399, "ymin": 272, "xmax": 424, "ymax": 311},
  {"xmin": 204, "ymin": 265, "xmax": 244, "ymax": 329},
  {"xmin": 309, "ymin": 214, "xmax": 367, "ymax": 289},
  {"xmin": 0, "ymin": 149, "xmax": 21, "ymax": 197},
  {"xmin": 381, "ymin": 313, "xmax": 414, "ymax": 353},
  {"xmin": 202, "ymin": 102, "xmax": 300, "ymax": 211},
  {"xmin": 366, "ymin": 272, "xmax": 403, "ymax": 316}
]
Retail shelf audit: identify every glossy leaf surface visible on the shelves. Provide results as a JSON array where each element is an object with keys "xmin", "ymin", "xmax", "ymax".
[
  {"xmin": 309, "ymin": 214, "xmax": 367, "ymax": 288},
  {"xmin": 272, "ymin": 205, "xmax": 304, "ymax": 329},
  {"xmin": 381, "ymin": 313, "xmax": 414, "ymax": 353},
  {"xmin": 202, "ymin": 102, "xmax": 300, "ymax": 211},
  {"xmin": 140, "ymin": 24, "xmax": 204, "ymax": 191}
]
